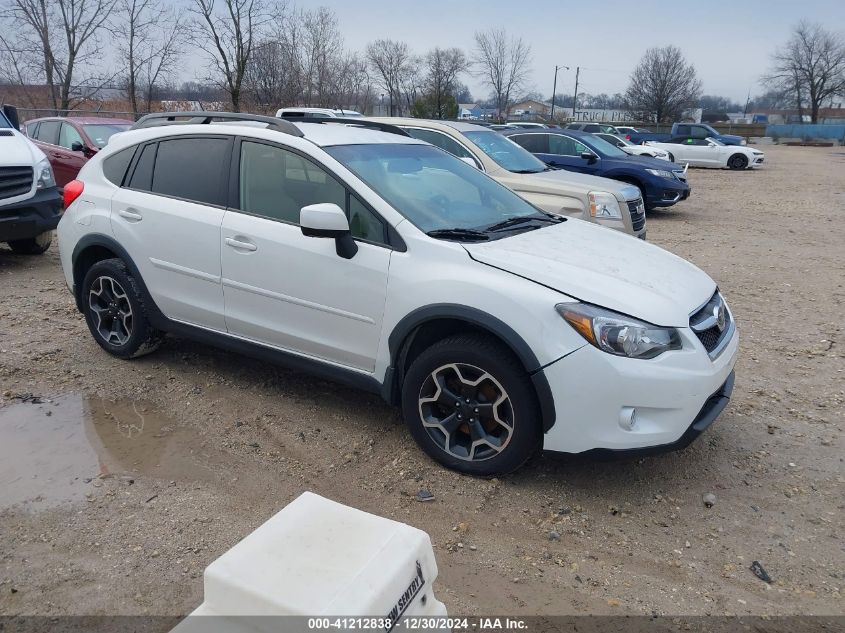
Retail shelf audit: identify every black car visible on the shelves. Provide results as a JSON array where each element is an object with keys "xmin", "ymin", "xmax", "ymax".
[{"xmin": 503, "ymin": 128, "xmax": 691, "ymax": 211}]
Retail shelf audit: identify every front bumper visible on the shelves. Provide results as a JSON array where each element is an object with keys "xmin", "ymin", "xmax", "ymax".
[
  {"xmin": 540, "ymin": 326, "xmax": 739, "ymax": 454},
  {"xmin": 0, "ymin": 187, "xmax": 62, "ymax": 242},
  {"xmin": 647, "ymin": 181, "xmax": 691, "ymax": 208}
]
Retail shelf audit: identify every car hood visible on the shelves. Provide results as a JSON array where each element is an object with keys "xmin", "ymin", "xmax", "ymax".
[
  {"xmin": 464, "ymin": 219, "xmax": 715, "ymax": 327},
  {"xmin": 0, "ymin": 129, "xmax": 44, "ymax": 166},
  {"xmin": 498, "ymin": 169, "xmax": 638, "ymax": 201}
]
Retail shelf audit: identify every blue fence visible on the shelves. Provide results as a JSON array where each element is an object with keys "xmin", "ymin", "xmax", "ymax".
[{"xmin": 765, "ymin": 124, "xmax": 845, "ymax": 142}]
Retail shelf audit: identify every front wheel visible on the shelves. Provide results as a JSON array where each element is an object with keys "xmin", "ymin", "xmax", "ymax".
[
  {"xmin": 728, "ymin": 153, "xmax": 749, "ymax": 170},
  {"xmin": 8, "ymin": 231, "xmax": 52, "ymax": 254},
  {"xmin": 401, "ymin": 334, "xmax": 541, "ymax": 475}
]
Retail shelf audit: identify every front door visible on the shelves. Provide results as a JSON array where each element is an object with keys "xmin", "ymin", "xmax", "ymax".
[
  {"xmin": 540, "ymin": 134, "xmax": 601, "ymax": 174},
  {"xmin": 221, "ymin": 140, "xmax": 391, "ymax": 372}
]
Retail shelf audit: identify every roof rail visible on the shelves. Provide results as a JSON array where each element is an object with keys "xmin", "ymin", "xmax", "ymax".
[
  {"xmin": 132, "ymin": 111, "xmax": 304, "ymax": 137},
  {"xmin": 284, "ymin": 116, "xmax": 410, "ymax": 137}
]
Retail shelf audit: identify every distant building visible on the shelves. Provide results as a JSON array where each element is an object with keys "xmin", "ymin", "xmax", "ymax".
[
  {"xmin": 458, "ymin": 103, "xmax": 482, "ymax": 119},
  {"xmin": 508, "ymin": 100, "xmax": 553, "ymax": 120}
]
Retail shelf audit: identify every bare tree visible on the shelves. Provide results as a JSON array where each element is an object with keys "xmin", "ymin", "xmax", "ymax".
[
  {"xmin": 111, "ymin": 0, "xmax": 183, "ymax": 115},
  {"xmin": 365, "ymin": 39, "xmax": 417, "ymax": 116},
  {"xmin": 421, "ymin": 47, "xmax": 468, "ymax": 119},
  {"xmin": 764, "ymin": 22, "xmax": 845, "ymax": 122},
  {"xmin": 624, "ymin": 45, "xmax": 701, "ymax": 123},
  {"xmin": 472, "ymin": 29, "xmax": 531, "ymax": 121},
  {"xmin": 190, "ymin": 0, "xmax": 279, "ymax": 112},
  {"xmin": 2, "ymin": 0, "xmax": 117, "ymax": 112}
]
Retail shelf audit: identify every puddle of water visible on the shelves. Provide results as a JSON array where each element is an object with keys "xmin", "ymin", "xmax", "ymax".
[{"xmin": 0, "ymin": 394, "xmax": 213, "ymax": 511}]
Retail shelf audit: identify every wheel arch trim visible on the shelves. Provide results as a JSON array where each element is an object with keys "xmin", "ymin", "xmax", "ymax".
[{"xmin": 383, "ymin": 304, "xmax": 557, "ymax": 432}]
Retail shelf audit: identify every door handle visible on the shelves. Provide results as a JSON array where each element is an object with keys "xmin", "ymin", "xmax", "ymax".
[
  {"xmin": 225, "ymin": 237, "xmax": 257, "ymax": 252},
  {"xmin": 118, "ymin": 208, "xmax": 143, "ymax": 222}
]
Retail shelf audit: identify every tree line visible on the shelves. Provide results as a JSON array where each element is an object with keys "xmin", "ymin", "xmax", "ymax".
[{"xmin": 0, "ymin": 1, "xmax": 841, "ymax": 123}]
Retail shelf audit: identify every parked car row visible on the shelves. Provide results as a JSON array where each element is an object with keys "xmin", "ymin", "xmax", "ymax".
[{"xmin": 49, "ymin": 111, "xmax": 738, "ymax": 476}]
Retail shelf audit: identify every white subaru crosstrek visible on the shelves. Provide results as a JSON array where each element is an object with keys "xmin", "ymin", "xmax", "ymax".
[{"xmin": 57, "ymin": 112, "xmax": 739, "ymax": 475}]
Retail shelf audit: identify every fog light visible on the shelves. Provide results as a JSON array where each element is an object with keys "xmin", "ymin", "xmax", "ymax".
[{"xmin": 619, "ymin": 407, "xmax": 637, "ymax": 431}]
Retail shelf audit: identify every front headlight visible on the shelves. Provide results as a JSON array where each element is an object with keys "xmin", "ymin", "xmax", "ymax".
[
  {"xmin": 556, "ymin": 303, "xmax": 682, "ymax": 359},
  {"xmin": 646, "ymin": 168, "xmax": 674, "ymax": 179},
  {"xmin": 588, "ymin": 191, "xmax": 622, "ymax": 219},
  {"xmin": 35, "ymin": 157, "xmax": 56, "ymax": 190}
]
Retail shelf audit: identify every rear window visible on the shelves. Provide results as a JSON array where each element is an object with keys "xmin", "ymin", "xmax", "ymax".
[
  {"xmin": 151, "ymin": 138, "xmax": 230, "ymax": 206},
  {"xmin": 103, "ymin": 148, "xmax": 136, "ymax": 186}
]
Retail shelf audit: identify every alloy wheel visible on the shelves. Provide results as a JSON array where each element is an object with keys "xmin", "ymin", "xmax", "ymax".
[
  {"xmin": 88, "ymin": 276, "xmax": 133, "ymax": 346},
  {"xmin": 418, "ymin": 363, "xmax": 514, "ymax": 461}
]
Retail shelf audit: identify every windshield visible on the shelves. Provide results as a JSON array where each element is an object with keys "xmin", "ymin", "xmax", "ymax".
[
  {"xmin": 83, "ymin": 123, "xmax": 131, "ymax": 148},
  {"xmin": 0, "ymin": 111, "xmax": 11, "ymax": 129},
  {"xmin": 462, "ymin": 130, "xmax": 548, "ymax": 173},
  {"xmin": 580, "ymin": 134, "xmax": 628, "ymax": 158},
  {"xmin": 325, "ymin": 143, "xmax": 549, "ymax": 235}
]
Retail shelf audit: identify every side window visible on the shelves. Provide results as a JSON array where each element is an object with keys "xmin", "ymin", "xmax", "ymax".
[
  {"xmin": 675, "ymin": 124, "xmax": 690, "ymax": 136},
  {"xmin": 404, "ymin": 128, "xmax": 478, "ymax": 165},
  {"xmin": 348, "ymin": 195, "xmax": 386, "ymax": 243},
  {"xmin": 127, "ymin": 143, "xmax": 157, "ymax": 191},
  {"xmin": 510, "ymin": 134, "xmax": 548, "ymax": 153},
  {"xmin": 691, "ymin": 126, "xmax": 709, "ymax": 139},
  {"xmin": 152, "ymin": 137, "xmax": 230, "ymax": 206},
  {"xmin": 548, "ymin": 135, "xmax": 583, "ymax": 156},
  {"xmin": 59, "ymin": 123, "xmax": 84, "ymax": 149},
  {"xmin": 25, "ymin": 122, "xmax": 39, "ymax": 137},
  {"xmin": 36, "ymin": 121, "xmax": 61, "ymax": 145},
  {"xmin": 238, "ymin": 141, "xmax": 345, "ymax": 224},
  {"xmin": 584, "ymin": 125, "xmax": 599, "ymax": 133},
  {"xmin": 103, "ymin": 147, "xmax": 136, "ymax": 186}
]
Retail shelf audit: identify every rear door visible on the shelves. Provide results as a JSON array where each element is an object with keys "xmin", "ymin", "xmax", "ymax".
[
  {"xmin": 110, "ymin": 135, "xmax": 231, "ymax": 330},
  {"xmin": 31, "ymin": 120, "xmax": 65, "ymax": 182},
  {"xmin": 221, "ymin": 139, "xmax": 391, "ymax": 371}
]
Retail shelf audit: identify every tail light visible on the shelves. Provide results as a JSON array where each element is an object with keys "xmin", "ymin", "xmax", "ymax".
[{"xmin": 63, "ymin": 180, "xmax": 84, "ymax": 208}]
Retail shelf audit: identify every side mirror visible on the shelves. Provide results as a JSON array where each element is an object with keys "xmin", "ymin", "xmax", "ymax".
[
  {"xmin": 458, "ymin": 156, "xmax": 479, "ymax": 169},
  {"xmin": 580, "ymin": 151, "xmax": 596, "ymax": 163},
  {"xmin": 71, "ymin": 140, "xmax": 85, "ymax": 152},
  {"xmin": 300, "ymin": 203, "xmax": 358, "ymax": 259}
]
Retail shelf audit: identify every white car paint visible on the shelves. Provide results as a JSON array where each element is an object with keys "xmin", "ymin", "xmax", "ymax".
[
  {"xmin": 593, "ymin": 133, "xmax": 671, "ymax": 161},
  {"xmin": 58, "ymin": 119, "xmax": 738, "ymax": 470},
  {"xmin": 0, "ymin": 123, "xmax": 51, "ymax": 206},
  {"xmin": 644, "ymin": 138, "xmax": 765, "ymax": 169}
]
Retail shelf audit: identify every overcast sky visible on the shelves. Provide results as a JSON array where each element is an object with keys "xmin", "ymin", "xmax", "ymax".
[{"xmin": 241, "ymin": 0, "xmax": 844, "ymax": 104}]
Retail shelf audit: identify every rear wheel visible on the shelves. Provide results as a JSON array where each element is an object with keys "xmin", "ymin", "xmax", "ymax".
[
  {"xmin": 728, "ymin": 153, "xmax": 748, "ymax": 170},
  {"xmin": 81, "ymin": 258, "xmax": 163, "ymax": 359},
  {"xmin": 401, "ymin": 334, "xmax": 541, "ymax": 475},
  {"xmin": 8, "ymin": 231, "xmax": 52, "ymax": 255}
]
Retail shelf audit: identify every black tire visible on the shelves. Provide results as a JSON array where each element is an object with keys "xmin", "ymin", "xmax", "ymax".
[
  {"xmin": 401, "ymin": 334, "xmax": 541, "ymax": 475},
  {"xmin": 8, "ymin": 231, "xmax": 52, "ymax": 255},
  {"xmin": 81, "ymin": 258, "xmax": 163, "ymax": 359},
  {"xmin": 728, "ymin": 153, "xmax": 748, "ymax": 170}
]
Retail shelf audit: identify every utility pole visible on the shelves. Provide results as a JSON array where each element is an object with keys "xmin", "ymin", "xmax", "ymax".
[
  {"xmin": 572, "ymin": 66, "xmax": 580, "ymax": 119},
  {"xmin": 550, "ymin": 64, "xmax": 569, "ymax": 120}
]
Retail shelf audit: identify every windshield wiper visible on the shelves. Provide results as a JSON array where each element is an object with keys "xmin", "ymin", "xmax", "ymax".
[
  {"xmin": 426, "ymin": 228, "xmax": 490, "ymax": 242},
  {"xmin": 510, "ymin": 168, "xmax": 545, "ymax": 174},
  {"xmin": 486, "ymin": 215, "xmax": 560, "ymax": 232}
]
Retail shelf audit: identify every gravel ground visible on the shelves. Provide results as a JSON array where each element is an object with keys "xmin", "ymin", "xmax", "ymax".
[{"xmin": 0, "ymin": 145, "xmax": 842, "ymax": 618}]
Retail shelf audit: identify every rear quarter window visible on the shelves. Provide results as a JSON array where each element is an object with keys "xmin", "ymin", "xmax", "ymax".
[
  {"xmin": 103, "ymin": 147, "xmax": 136, "ymax": 186},
  {"xmin": 150, "ymin": 137, "xmax": 230, "ymax": 206}
]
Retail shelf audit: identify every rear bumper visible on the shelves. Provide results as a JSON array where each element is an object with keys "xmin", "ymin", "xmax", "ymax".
[{"xmin": 0, "ymin": 187, "xmax": 62, "ymax": 242}]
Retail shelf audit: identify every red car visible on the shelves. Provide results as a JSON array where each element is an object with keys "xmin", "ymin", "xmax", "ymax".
[{"xmin": 24, "ymin": 117, "xmax": 133, "ymax": 189}]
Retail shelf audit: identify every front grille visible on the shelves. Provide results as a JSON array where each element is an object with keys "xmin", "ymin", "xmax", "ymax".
[
  {"xmin": 690, "ymin": 291, "xmax": 733, "ymax": 357},
  {"xmin": 0, "ymin": 166, "xmax": 34, "ymax": 201},
  {"xmin": 627, "ymin": 198, "xmax": 646, "ymax": 232}
]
